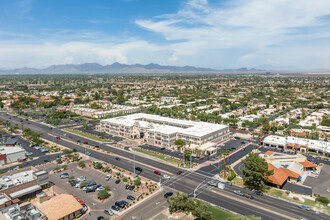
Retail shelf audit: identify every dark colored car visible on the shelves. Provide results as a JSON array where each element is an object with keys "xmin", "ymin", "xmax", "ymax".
[
  {"xmin": 129, "ymin": 185, "xmax": 135, "ymax": 191},
  {"xmin": 135, "ymin": 167, "xmax": 143, "ymax": 172},
  {"xmin": 115, "ymin": 201, "xmax": 126, "ymax": 208},
  {"xmin": 127, "ymin": 195, "xmax": 135, "ymax": 200},
  {"xmin": 121, "ymin": 200, "xmax": 129, "ymax": 206},
  {"xmin": 95, "ymin": 145, "xmax": 100, "ymax": 148},
  {"xmin": 87, "ymin": 179, "xmax": 97, "ymax": 186},
  {"xmin": 97, "ymin": 216, "xmax": 105, "ymax": 220},
  {"xmin": 161, "ymin": 147, "xmax": 166, "ymax": 150},
  {"xmin": 223, "ymin": 181, "xmax": 232, "ymax": 186},
  {"xmin": 244, "ymin": 193, "xmax": 254, "ymax": 199},
  {"xmin": 115, "ymin": 157, "xmax": 121, "ymax": 161},
  {"xmin": 164, "ymin": 192, "xmax": 173, "ymax": 198},
  {"xmin": 125, "ymin": 184, "xmax": 131, "ymax": 190},
  {"xmin": 115, "ymin": 179, "xmax": 121, "ymax": 184},
  {"xmin": 70, "ymin": 180, "xmax": 78, "ymax": 186},
  {"xmin": 111, "ymin": 205, "xmax": 120, "ymax": 211},
  {"xmin": 177, "ymin": 171, "xmax": 182, "ymax": 175},
  {"xmin": 255, "ymin": 191, "xmax": 263, "ymax": 196}
]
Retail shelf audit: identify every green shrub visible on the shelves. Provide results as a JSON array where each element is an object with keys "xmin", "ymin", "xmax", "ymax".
[
  {"xmin": 316, "ymin": 196, "xmax": 329, "ymax": 205},
  {"xmin": 123, "ymin": 177, "xmax": 128, "ymax": 182},
  {"xmin": 97, "ymin": 189, "xmax": 110, "ymax": 200},
  {"xmin": 78, "ymin": 161, "xmax": 85, "ymax": 168},
  {"xmin": 227, "ymin": 170, "xmax": 237, "ymax": 181}
]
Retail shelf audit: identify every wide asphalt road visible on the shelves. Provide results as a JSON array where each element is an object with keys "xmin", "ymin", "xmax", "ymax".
[{"xmin": 1, "ymin": 112, "xmax": 328, "ymax": 220}]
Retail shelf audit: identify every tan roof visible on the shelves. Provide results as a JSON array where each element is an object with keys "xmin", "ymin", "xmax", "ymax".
[{"xmin": 34, "ymin": 194, "xmax": 82, "ymax": 220}]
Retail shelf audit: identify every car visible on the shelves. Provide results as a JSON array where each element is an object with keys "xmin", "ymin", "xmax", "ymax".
[
  {"xmin": 220, "ymin": 143, "xmax": 225, "ymax": 147},
  {"xmin": 26, "ymin": 152, "xmax": 33, "ymax": 156},
  {"xmin": 163, "ymin": 174, "xmax": 170, "ymax": 179},
  {"xmin": 43, "ymin": 159, "xmax": 49, "ymax": 163},
  {"xmin": 161, "ymin": 147, "xmax": 166, "ymax": 151},
  {"xmin": 104, "ymin": 209, "xmax": 114, "ymax": 216},
  {"xmin": 207, "ymin": 181, "xmax": 217, "ymax": 187},
  {"xmin": 115, "ymin": 179, "xmax": 121, "ymax": 184},
  {"xmin": 241, "ymin": 141, "xmax": 246, "ymax": 144},
  {"xmin": 135, "ymin": 167, "xmax": 143, "ymax": 172},
  {"xmin": 70, "ymin": 180, "xmax": 78, "ymax": 186},
  {"xmin": 77, "ymin": 140, "xmax": 81, "ymax": 143},
  {"xmin": 115, "ymin": 201, "xmax": 126, "ymax": 208},
  {"xmin": 111, "ymin": 205, "xmax": 120, "ymax": 211},
  {"xmin": 125, "ymin": 184, "xmax": 131, "ymax": 190},
  {"xmin": 105, "ymin": 175, "xmax": 111, "ymax": 181},
  {"xmin": 75, "ymin": 183, "xmax": 81, "ymax": 188},
  {"xmin": 60, "ymin": 173, "xmax": 69, "ymax": 179},
  {"xmin": 222, "ymin": 181, "xmax": 232, "ymax": 186},
  {"xmin": 121, "ymin": 200, "xmax": 129, "ymax": 206},
  {"xmin": 97, "ymin": 216, "xmax": 105, "ymax": 220},
  {"xmin": 129, "ymin": 185, "xmax": 135, "ymax": 191},
  {"xmin": 83, "ymin": 141, "xmax": 88, "ymax": 144},
  {"xmin": 87, "ymin": 180, "xmax": 97, "ymax": 186},
  {"xmin": 255, "ymin": 191, "xmax": 263, "ymax": 196},
  {"xmin": 96, "ymin": 186, "xmax": 105, "ymax": 191},
  {"xmin": 77, "ymin": 176, "xmax": 86, "ymax": 182},
  {"xmin": 177, "ymin": 171, "xmax": 182, "ymax": 175},
  {"xmin": 235, "ymin": 137, "xmax": 241, "ymax": 139},
  {"xmin": 154, "ymin": 170, "xmax": 161, "ymax": 175},
  {"xmin": 234, "ymin": 190, "xmax": 244, "ymax": 196},
  {"xmin": 127, "ymin": 195, "xmax": 135, "ymax": 200},
  {"xmin": 244, "ymin": 193, "xmax": 254, "ymax": 199},
  {"xmin": 164, "ymin": 192, "xmax": 173, "ymax": 198},
  {"xmin": 82, "ymin": 187, "xmax": 88, "ymax": 191},
  {"xmin": 115, "ymin": 157, "xmax": 121, "ymax": 161},
  {"xmin": 86, "ymin": 152, "xmax": 91, "ymax": 156},
  {"xmin": 95, "ymin": 145, "xmax": 100, "ymax": 148},
  {"xmin": 55, "ymin": 136, "xmax": 61, "ymax": 140},
  {"xmin": 298, "ymin": 205, "xmax": 311, "ymax": 211}
]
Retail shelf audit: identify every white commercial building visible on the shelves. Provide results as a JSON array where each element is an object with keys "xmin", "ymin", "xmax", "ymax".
[
  {"xmin": 0, "ymin": 146, "xmax": 26, "ymax": 166},
  {"xmin": 100, "ymin": 113, "xmax": 230, "ymax": 155},
  {"xmin": 263, "ymin": 135, "xmax": 330, "ymax": 156}
]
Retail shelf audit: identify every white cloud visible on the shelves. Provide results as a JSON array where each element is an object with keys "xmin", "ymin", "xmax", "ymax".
[{"xmin": 1, "ymin": 0, "xmax": 330, "ymax": 69}]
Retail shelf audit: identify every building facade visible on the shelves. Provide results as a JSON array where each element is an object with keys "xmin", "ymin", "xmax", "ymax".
[{"xmin": 100, "ymin": 113, "xmax": 230, "ymax": 151}]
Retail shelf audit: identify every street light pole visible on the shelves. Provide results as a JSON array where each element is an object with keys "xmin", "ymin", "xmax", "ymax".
[
  {"xmin": 133, "ymin": 148, "xmax": 135, "ymax": 179},
  {"xmin": 52, "ymin": 127, "xmax": 54, "ymax": 143},
  {"xmin": 194, "ymin": 178, "xmax": 206, "ymax": 198}
]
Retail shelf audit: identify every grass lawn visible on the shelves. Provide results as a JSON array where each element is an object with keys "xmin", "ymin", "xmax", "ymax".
[
  {"xmin": 231, "ymin": 177, "xmax": 244, "ymax": 185},
  {"xmin": 208, "ymin": 205, "xmax": 237, "ymax": 220},
  {"xmin": 304, "ymin": 199, "xmax": 330, "ymax": 212},
  {"xmin": 64, "ymin": 128, "xmax": 112, "ymax": 142},
  {"xmin": 267, "ymin": 188, "xmax": 283, "ymax": 197},
  {"xmin": 133, "ymin": 148, "xmax": 184, "ymax": 166}
]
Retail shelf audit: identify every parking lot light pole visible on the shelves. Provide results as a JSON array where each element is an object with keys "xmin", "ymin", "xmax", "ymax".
[{"xmin": 52, "ymin": 127, "xmax": 54, "ymax": 143}]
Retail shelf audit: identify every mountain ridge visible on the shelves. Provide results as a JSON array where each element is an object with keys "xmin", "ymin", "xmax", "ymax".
[{"xmin": 0, "ymin": 62, "xmax": 265, "ymax": 74}]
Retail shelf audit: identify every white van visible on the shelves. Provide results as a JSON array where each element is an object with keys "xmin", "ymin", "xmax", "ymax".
[{"xmin": 218, "ymin": 182, "xmax": 225, "ymax": 190}]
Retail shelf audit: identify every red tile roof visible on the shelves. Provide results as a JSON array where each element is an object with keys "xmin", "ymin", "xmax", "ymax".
[
  {"xmin": 299, "ymin": 160, "xmax": 317, "ymax": 168},
  {"xmin": 267, "ymin": 163, "xmax": 300, "ymax": 186}
]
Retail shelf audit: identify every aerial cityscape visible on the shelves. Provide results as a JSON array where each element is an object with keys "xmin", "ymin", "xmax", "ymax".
[{"xmin": 0, "ymin": 0, "xmax": 329, "ymax": 220}]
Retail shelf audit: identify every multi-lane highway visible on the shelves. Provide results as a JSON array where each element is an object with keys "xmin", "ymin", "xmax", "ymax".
[{"xmin": 1, "ymin": 112, "xmax": 328, "ymax": 220}]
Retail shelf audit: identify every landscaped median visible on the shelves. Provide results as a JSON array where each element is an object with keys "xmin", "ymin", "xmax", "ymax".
[
  {"xmin": 63, "ymin": 128, "xmax": 114, "ymax": 143},
  {"xmin": 132, "ymin": 147, "xmax": 193, "ymax": 167}
]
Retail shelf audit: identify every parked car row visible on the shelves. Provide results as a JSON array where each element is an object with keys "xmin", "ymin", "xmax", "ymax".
[{"xmin": 125, "ymin": 184, "xmax": 135, "ymax": 191}]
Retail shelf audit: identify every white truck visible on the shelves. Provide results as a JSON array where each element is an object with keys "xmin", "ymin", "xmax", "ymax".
[{"xmin": 217, "ymin": 182, "xmax": 225, "ymax": 189}]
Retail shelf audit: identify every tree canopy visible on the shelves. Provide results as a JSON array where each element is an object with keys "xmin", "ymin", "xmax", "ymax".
[{"xmin": 242, "ymin": 152, "xmax": 274, "ymax": 190}]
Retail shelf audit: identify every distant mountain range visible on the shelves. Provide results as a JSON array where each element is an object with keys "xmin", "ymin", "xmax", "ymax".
[{"xmin": 0, "ymin": 62, "xmax": 266, "ymax": 74}]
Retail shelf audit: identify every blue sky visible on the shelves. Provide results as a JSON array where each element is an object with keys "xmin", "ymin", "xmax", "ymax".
[{"xmin": 1, "ymin": 0, "xmax": 330, "ymax": 70}]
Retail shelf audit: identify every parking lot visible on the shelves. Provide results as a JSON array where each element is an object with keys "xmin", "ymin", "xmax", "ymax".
[{"xmin": 44, "ymin": 162, "xmax": 139, "ymax": 217}]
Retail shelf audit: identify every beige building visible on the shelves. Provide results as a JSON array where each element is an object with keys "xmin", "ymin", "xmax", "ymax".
[{"xmin": 100, "ymin": 113, "xmax": 230, "ymax": 155}]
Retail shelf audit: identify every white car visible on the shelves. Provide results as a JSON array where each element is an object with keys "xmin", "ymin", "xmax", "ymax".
[
  {"xmin": 105, "ymin": 175, "xmax": 111, "ymax": 181},
  {"xmin": 76, "ymin": 176, "xmax": 86, "ymax": 182},
  {"xmin": 163, "ymin": 174, "xmax": 171, "ymax": 179},
  {"xmin": 26, "ymin": 152, "xmax": 33, "ymax": 156},
  {"xmin": 96, "ymin": 186, "xmax": 105, "ymax": 191},
  {"xmin": 75, "ymin": 183, "xmax": 81, "ymax": 188}
]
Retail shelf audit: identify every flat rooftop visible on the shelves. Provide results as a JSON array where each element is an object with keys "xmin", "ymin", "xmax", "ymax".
[
  {"xmin": 102, "ymin": 113, "xmax": 228, "ymax": 137},
  {"xmin": 0, "ymin": 146, "xmax": 25, "ymax": 155},
  {"xmin": 0, "ymin": 170, "xmax": 34, "ymax": 189}
]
